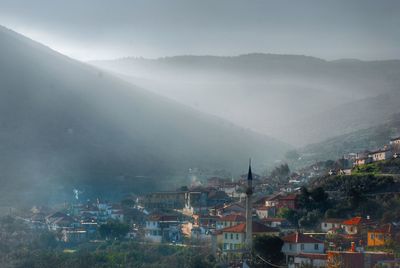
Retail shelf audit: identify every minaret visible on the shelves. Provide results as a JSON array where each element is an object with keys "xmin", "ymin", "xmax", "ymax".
[{"xmin": 245, "ymin": 158, "xmax": 253, "ymax": 250}]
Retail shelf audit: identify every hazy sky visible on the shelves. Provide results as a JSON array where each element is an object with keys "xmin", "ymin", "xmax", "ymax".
[{"xmin": 0, "ymin": 0, "xmax": 399, "ymax": 61}]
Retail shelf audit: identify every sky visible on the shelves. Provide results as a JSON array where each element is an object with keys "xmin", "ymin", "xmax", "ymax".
[{"xmin": 0, "ymin": 0, "xmax": 399, "ymax": 61}]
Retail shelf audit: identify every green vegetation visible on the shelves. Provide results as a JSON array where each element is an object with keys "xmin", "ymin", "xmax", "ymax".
[
  {"xmin": 0, "ymin": 216, "xmax": 218, "ymax": 268},
  {"xmin": 313, "ymin": 174, "xmax": 400, "ymax": 219},
  {"xmin": 353, "ymin": 158, "xmax": 400, "ymax": 175},
  {"xmin": 98, "ymin": 221, "xmax": 130, "ymax": 240}
]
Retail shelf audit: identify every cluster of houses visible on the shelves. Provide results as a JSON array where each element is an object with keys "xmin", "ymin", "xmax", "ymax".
[
  {"xmin": 17, "ymin": 137, "xmax": 400, "ymax": 267},
  {"xmin": 24, "ymin": 199, "xmax": 135, "ymax": 243},
  {"xmin": 140, "ymin": 167, "xmax": 400, "ymax": 267},
  {"xmin": 353, "ymin": 136, "xmax": 400, "ymax": 167}
]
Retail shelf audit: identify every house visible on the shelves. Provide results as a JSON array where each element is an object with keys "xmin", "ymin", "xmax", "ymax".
[
  {"xmin": 221, "ymin": 221, "xmax": 279, "ymax": 253},
  {"xmin": 107, "ymin": 204, "xmax": 124, "ymax": 222},
  {"xmin": 277, "ymin": 194, "xmax": 298, "ymax": 210},
  {"xmin": 390, "ymin": 136, "xmax": 400, "ymax": 146},
  {"xmin": 342, "ymin": 217, "xmax": 372, "ymax": 236},
  {"xmin": 196, "ymin": 214, "xmax": 219, "ymax": 229},
  {"xmin": 369, "ymin": 149, "xmax": 393, "ymax": 162},
  {"xmin": 321, "ymin": 219, "xmax": 344, "ymax": 232},
  {"xmin": 264, "ymin": 193, "xmax": 298, "ymax": 209},
  {"xmin": 262, "ymin": 217, "xmax": 291, "ymax": 228},
  {"xmin": 292, "ymin": 253, "xmax": 327, "ymax": 268},
  {"xmin": 143, "ymin": 191, "xmax": 188, "ymax": 210},
  {"xmin": 265, "ymin": 194, "xmax": 281, "ymax": 207},
  {"xmin": 255, "ymin": 205, "xmax": 276, "ymax": 219},
  {"xmin": 61, "ymin": 228, "xmax": 87, "ymax": 243},
  {"xmin": 45, "ymin": 212, "xmax": 78, "ymax": 231},
  {"xmin": 216, "ymin": 214, "xmax": 246, "ymax": 230},
  {"xmin": 281, "ymin": 232, "xmax": 325, "ymax": 264},
  {"xmin": 206, "ymin": 189, "xmax": 231, "ymax": 207},
  {"xmin": 217, "ymin": 202, "xmax": 245, "ymax": 216},
  {"xmin": 354, "ymin": 151, "xmax": 372, "ymax": 166},
  {"xmin": 144, "ymin": 214, "xmax": 181, "ymax": 243},
  {"xmin": 367, "ymin": 224, "xmax": 393, "ymax": 247}
]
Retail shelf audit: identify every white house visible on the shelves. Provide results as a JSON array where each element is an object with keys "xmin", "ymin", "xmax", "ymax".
[
  {"xmin": 281, "ymin": 232, "xmax": 324, "ymax": 264},
  {"xmin": 320, "ymin": 218, "xmax": 344, "ymax": 232},
  {"xmin": 221, "ymin": 221, "xmax": 279, "ymax": 253},
  {"xmin": 390, "ymin": 136, "xmax": 400, "ymax": 146},
  {"xmin": 144, "ymin": 215, "xmax": 181, "ymax": 243},
  {"xmin": 369, "ymin": 149, "xmax": 393, "ymax": 162}
]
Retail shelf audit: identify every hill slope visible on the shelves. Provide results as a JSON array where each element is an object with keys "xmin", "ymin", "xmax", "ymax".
[
  {"xmin": 91, "ymin": 54, "xmax": 400, "ymax": 145},
  {"xmin": 0, "ymin": 26, "xmax": 288, "ymax": 204},
  {"xmin": 297, "ymin": 113, "xmax": 400, "ymax": 166}
]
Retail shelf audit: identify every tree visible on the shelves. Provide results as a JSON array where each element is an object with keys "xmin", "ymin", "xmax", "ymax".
[
  {"xmin": 253, "ymin": 236, "xmax": 285, "ymax": 265},
  {"xmin": 278, "ymin": 208, "xmax": 299, "ymax": 227},
  {"xmin": 99, "ymin": 221, "xmax": 129, "ymax": 240},
  {"xmin": 270, "ymin": 163, "xmax": 290, "ymax": 181}
]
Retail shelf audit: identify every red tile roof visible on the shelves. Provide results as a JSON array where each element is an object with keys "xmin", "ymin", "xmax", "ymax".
[
  {"xmin": 221, "ymin": 221, "xmax": 279, "ymax": 234},
  {"xmin": 343, "ymin": 217, "xmax": 362, "ymax": 225},
  {"xmin": 282, "ymin": 232, "xmax": 323, "ymax": 244}
]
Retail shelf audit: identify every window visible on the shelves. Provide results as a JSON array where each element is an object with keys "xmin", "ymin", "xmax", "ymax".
[
  {"xmin": 289, "ymin": 244, "xmax": 293, "ymax": 250},
  {"xmin": 223, "ymin": 243, "xmax": 228, "ymax": 250},
  {"xmin": 324, "ymin": 223, "xmax": 327, "ymax": 227},
  {"xmin": 378, "ymin": 234, "xmax": 383, "ymax": 240},
  {"xmin": 236, "ymin": 234, "xmax": 239, "ymax": 240},
  {"xmin": 301, "ymin": 244, "xmax": 304, "ymax": 250},
  {"xmin": 225, "ymin": 233, "xmax": 228, "ymax": 239},
  {"xmin": 314, "ymin": 244, "xmax": 319, "ymax": 250},
  {"xmin": 371, "ymin": 234, "xmax": 375, "ymax": 239},
  {"xmin": 231, "ymin": 233, "xmax": 233, "ymax": 239}
]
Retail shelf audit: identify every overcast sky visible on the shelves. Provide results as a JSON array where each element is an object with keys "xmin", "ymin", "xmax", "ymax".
[{"xmin": 0, "ymin": 0, "xmax": 399, "ymax": 61}]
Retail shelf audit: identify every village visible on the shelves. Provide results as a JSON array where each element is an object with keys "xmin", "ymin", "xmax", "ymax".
[{"xmin": 8, "ymin": 136, "xmax": 400, "ymax": 268}]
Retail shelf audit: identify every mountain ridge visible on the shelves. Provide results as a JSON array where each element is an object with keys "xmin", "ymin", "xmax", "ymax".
[{"xmin": 0, "ymin": 25, "xmax": 289, "ymax": 204}]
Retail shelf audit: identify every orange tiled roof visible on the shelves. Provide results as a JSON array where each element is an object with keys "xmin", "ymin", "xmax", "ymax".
[{"xmin": 342, "ymin": 217, "xmax": 362, "ymax": 225}]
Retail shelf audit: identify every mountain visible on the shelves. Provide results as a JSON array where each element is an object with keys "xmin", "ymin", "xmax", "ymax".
[
  {"xmin": 0, "ymin": 26, "xmax": 289, "ymax": 205},
  {"xmin": 296, "ymin": 113, "xmax": 400, "ymax": 167},
  {"xmin": 91, "ymin": 54, "xmax": 400, "ymax": 146}
]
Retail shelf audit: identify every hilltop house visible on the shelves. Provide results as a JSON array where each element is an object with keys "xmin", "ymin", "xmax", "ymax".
[
  {"xmin": 390, "ymin": 136, "xmax": 400, "ymax": 146},
  {"xmin": 369, "ymin": 149, "xmax": 393, "ymax": 162}
]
